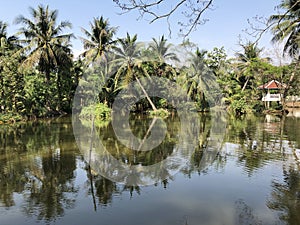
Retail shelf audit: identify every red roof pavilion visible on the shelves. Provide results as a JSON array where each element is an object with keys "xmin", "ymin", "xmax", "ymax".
[{"xmin": 258, "ymin": 80, "xmax": 287, "ymax": 90}]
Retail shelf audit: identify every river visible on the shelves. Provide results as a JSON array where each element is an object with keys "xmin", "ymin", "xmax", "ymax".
[{"xmin": 0, "ymin": 113, "xmax": 299, "ymax": 225}]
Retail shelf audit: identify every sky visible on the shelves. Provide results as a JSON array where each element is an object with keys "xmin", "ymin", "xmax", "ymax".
[{"xmin": 0, "ymin": 0, "xmax": 282, "ymax": 58}]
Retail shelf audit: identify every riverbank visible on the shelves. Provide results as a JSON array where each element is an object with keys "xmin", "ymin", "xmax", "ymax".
[{"xmin": 2, "ymin": 104, "xmax": 300, "ymax": 125}]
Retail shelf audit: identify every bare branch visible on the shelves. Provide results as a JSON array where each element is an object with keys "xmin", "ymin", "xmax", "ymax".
[
  {"xmin": 149, "ymin": 0, "xmax": 186, "ymax": 24},
  {"xmin": 114, "ymin": 0, "xmax": 165, "ymax": 11},
  {"xmin": 183, "ymin": 0, "xmax": 213, "ymax": 37},
  {"xmin": 243, "ymin": 16, "xmax": 272, "ymax": 44},
  {"xmin": 244, "ymin": 0, "xmax": 300, "ymax": 45},
  {"xmin": 113, "ymin": 0, "xmax": 215, "ymax": 37}
]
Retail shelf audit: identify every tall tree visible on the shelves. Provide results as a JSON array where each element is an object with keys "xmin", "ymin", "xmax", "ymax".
[
  {"xmin": 269, "ymin": 0, "xmax": 300, "ymax": 59},
  {"xmin": 0, "ymin": 21, "xmax": 19, "ymax": 50},
  {"xmin": 235, "ymin": 42, "xmax": 264, "ymax": 92},
  {"xmin": 269, "ymin": 0, "xmax": 300, "ymax": 107},
  {"xmin": 113, "ymin": 33, "xmax": 157, "ymax": 111},
  {"xmin": 80, "ymin": 16, "xmax": 117, "ymax": 63},
  {"xmin": 15, "ymin": 5, "xmax": 73, "ymax": 83},
  {"xmin": 0, "ymin": 21, "xmax": 9, "ymax": 48},
  {"xmin": 0, "ymin": 21, "xmax": 24, "ymax": 114},
  {"xmin": 182, "ymin": 48, "xmax": 210, "ymax": 110},
  {"xmin": 148, "ymin": 35, "xmax": 179, "ymax": 62},
  {"xmin": 114, "ymin": 33, "xmax": 140, "ymax": 86}
]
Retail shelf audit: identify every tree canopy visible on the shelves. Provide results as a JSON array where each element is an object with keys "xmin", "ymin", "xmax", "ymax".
[{"xmin": 1, "ymin": 3, "xmax": 300, "ymax": 122}]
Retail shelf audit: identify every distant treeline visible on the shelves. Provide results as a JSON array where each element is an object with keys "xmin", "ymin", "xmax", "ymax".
[{"xmin": 0, "ymin": 3, "xmax": 299, "ymax": 122}]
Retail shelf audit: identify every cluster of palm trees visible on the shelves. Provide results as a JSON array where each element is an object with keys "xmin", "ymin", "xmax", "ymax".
[
  {"xmin": 0, "ymin": 6, "xmax": 76, "ymax": 117},
  {"xmin": 1, "ymin": 1, "xmax": 300, "ymax": 119},
  {"xmin": 0, "ymin": 5, "xmax": 189, "ymax": 117},
  {"xmin": 78, "ymin": 17, "xmax": 188, "ymax": 112}
]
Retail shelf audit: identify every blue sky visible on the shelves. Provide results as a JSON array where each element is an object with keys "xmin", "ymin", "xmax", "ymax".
[{"xmin": 0, "ymin": 0, "xmax": 281, "ymax": 57}]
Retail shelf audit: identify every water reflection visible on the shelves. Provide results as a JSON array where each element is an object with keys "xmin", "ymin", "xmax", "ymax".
[
  {"xmin": 99, "ymin": 116, "xmax": 178, "ymax": 166},
  {"xmin": 74, "ymin": 111, "xmax": 226, "ymax": 186},
  {"xmin": 0, "ymin": 114, "xmax": 299, "ymax": 224},
  {"xmin": 235, "ymin": 199, "xmax": 262, "ymax": 225},
  {"xmin": 268, "ymin": 166, "xmax": 300, "ymax": 224},
  {"xmin": 0, "ymin": 118, "xmax": 78, "ymax": 222},
  {"xmin": 223, "ymin": 115, "xmax": 299, "ymax": 177},
  {"xmin": 86, "ymin": 172, "xmax": 120, "ymax": 208}
]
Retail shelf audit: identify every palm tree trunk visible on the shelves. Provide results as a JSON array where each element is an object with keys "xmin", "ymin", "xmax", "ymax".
[
  {"xmin": 45, "ymin": 67, "xmax": 51, "ymax": 84},
  {"xmin": 134, "ymin": 76, "xmax": 157, "ymax": 111},
  {"xmin": 138, "ymin": 117, "xmax": 157, "ymax": 151},
  {"xmin": 282, "ymin": 66, "xmax": 297, "ymax": 111},
  {"xmin": 241, "ymin": 77, "xmax": 250, "ymax": 92}
]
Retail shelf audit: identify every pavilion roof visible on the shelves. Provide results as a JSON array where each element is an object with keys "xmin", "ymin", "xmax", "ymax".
[{"xmin": 258, "ymin": 80, "xmax": 287, "ymax": 90}]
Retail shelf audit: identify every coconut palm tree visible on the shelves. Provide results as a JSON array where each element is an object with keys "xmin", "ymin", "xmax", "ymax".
[
  {"xmin": 80, "ymin": 16, "xmax": 117, "ymax": 63},
  {"xmin": 113, "ymin": 33, "xmax": 157, "ymax": 111},
  {"xmin": 0, "ymin": 21, "xmax": 10, "ymax": 48},
  {"xmin": 148, "ymin": 35, "xmax": 179, "ymax": 63},
  {"xmin": 0, "ymin": 21, "xmax": 19, "ymax": 51},
  {"xmin": 269, "ymin": 0, "xmax": 300, "ymax": 59},
  {"xmin": 268, "ymin": 0, "xmax": 300, "ymax": 106},
  {"xmin": 235, "ymin": 42, "xmax": 262, "ymax": 63},
  {"xmin": 0, "ymin": 21, "xmax": 6, "ymax": 37},
  {"xmin": 183, "ymin": 47, "xmax": 222, "ymax": 109},
  {"xmin": 235, "ymin": 42, "xmax": 264, "ymax": 92},
  {"xmin": 113, "ymin": 33, "xmax": 140, "ymax": 86},
  {"xmin": 182, "ymin": 48, "xmax": 210, "ymax": 110},
  {"xmin": 0, "ymin": 21, "xmax": 23, "ymax": 113},
  {"xmin": 15, "ymin": 5, "xmax": 73, "ymax": 83}
]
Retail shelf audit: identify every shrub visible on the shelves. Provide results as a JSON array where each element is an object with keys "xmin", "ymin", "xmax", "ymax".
[
  {"xmin": 230, "ymin": 99, "xmax": 250, "ymax": 116},
  {"xmin": 148, "ymin": 108, "xmax": 170, "ymax": 118},
  {"xmin": 79, "ymin": 103, "xmax": 111, "ymax": 121}
]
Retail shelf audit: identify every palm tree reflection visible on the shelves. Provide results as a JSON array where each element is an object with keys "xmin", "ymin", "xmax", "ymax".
[
  {"xmin": 0, "ymin": 119, "xmax": 78, "ymax": 221},
  {"xmin": 268, "ymin": 166, "xmax": 300, "ymax": 224}
]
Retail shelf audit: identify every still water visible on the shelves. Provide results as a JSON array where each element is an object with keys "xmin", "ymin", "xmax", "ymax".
[{"xmin": 0, "ymin": 114, "xmax": 299, "ymax": 225}]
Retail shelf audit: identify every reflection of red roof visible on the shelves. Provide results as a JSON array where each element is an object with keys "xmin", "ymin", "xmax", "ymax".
[{"xmin": 258, "ymin": 80, "xmax": 287, "ymax": 89}]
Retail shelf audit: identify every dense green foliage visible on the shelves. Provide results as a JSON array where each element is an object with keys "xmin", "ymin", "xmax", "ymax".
[
  {"xmin": 1, "ymin": 2, "xmax": 300, "ymax": 122},
  {"xmin": 79, "ymin": 103, "xmax": 111, "ymax": 121}
]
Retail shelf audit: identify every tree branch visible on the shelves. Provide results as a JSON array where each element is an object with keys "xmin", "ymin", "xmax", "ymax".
[
  {"xmin": 184, "ymin": 0, "xmax": 213, "ymax": 37},
  {"xmin": 244, "ymin": 0, "xmax": 300, "ymax": 45},
  {"xmin": 113, "ymin": 0, "xmax": 215, "ymax": 37},
  {"xmin": 149, "ymin": 0, "xmax": 186, "ymax": 24}
]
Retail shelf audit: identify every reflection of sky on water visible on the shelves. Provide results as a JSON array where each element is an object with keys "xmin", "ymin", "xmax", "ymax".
[
  {"xmin": 0, "ymin": 115, "xmax": 299, "ymax": 224},
  {"xmin": 62, "ymin": 151, "xmax": 284, "ymax": 225}
]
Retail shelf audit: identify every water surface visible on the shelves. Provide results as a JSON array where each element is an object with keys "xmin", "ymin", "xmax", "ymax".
[{"xmin": 0, "ymin": 114, "xmax": 299, "ymax": 225}]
